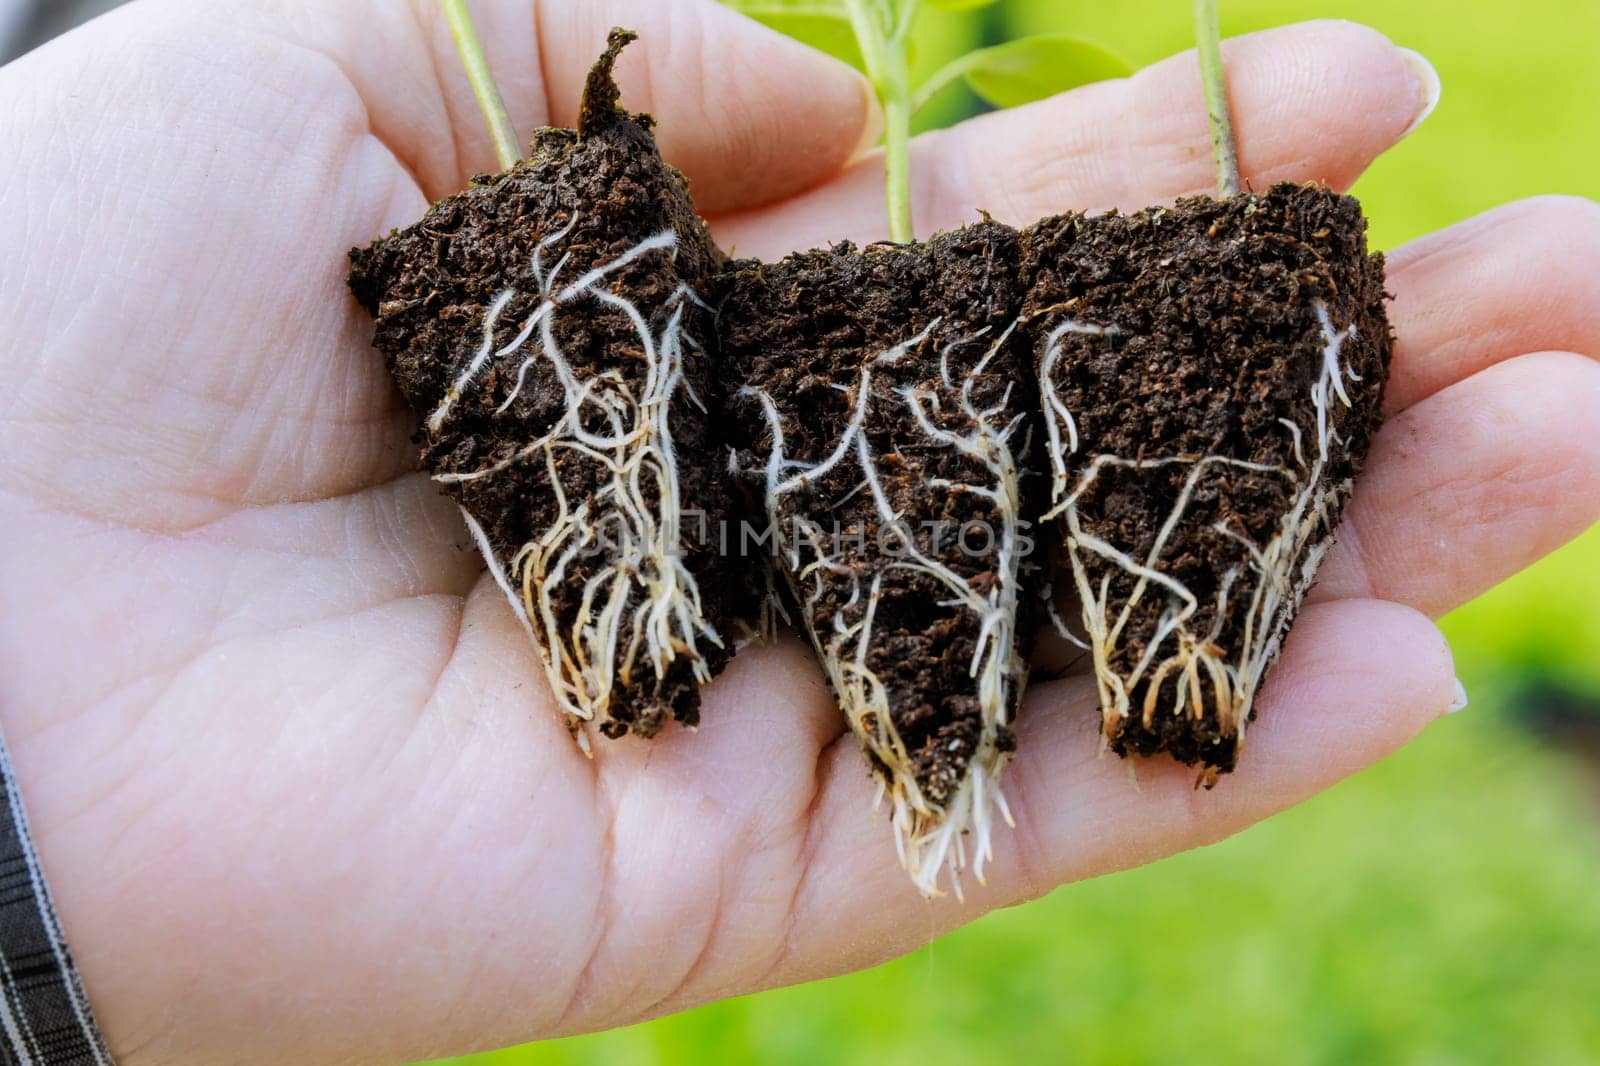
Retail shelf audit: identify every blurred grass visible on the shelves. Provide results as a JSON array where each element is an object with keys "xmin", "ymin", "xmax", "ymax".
[{"xmin": 427, "ymin": 1, "xmax": 1600, "ymax": 1062}]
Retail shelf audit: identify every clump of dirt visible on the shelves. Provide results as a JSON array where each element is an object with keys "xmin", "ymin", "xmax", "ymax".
[
  {"xmin": 1021, "ymin": 184, "xmax": 1391, "ymax": 776},
  {"xmin": 721, "ymin": 222, "xmax": 1042, "ymax": 892},
  {"xmin": 348, "ymin": 30, "xmax": 745, "ymax": 740}
]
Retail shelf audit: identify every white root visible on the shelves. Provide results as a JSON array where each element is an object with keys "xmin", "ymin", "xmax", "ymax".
[
  {"xmin": 436, "ymin": 218, "xmax": 722, "ymax": 729},
  {"xmin": 745, "ymin": 321, "xmax": 1028, "ymax": 897},
  {"xmin": 1040, "ymin": 303, "xmax": 1359, "ymax": 748}
]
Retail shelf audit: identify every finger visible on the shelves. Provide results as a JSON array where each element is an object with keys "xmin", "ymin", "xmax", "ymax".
[
  {"xmin": 288, "ymin": 0, "xmax": 876, "ymax": 210},
  {"xmin": 1384, "ymin": 196, "xmax": 1600, "ymax": 413},
  {"xmin": 714, "ymin": 20, "xmax": 1437, "ymax": 257},
  {"xmin": 1311, "ymin": 351, "xmax": 1600, "ymax": 616},
  {"xmin": 766, "ymin": 598, "xmax": 1456, "ymax": 986}
]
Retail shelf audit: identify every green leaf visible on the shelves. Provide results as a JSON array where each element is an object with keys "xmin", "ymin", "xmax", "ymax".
[
  {"xmin": 744, "ymin": 12, "xmax": 866, "ymax": 69},
  {"xmin": 717, "ymin": 2, "xmax": 863, "ymax": 70},
  {"xmin": 913, "ymin": 34, "xmax": 1131, "ymax": 113},
  {"xmin": 925, "ymin": 0, "xmax": 1000, "ymax": 10}
]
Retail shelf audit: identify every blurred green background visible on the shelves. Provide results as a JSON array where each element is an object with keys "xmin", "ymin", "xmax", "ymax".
[{"xmin": 430, "ymin": 1, "xmax": 1600, "ymax": 1063}]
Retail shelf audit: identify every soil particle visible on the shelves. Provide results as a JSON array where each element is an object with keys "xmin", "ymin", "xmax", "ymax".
[
  {"xmin": 348, "ymin": 30, "xmax": 743, "ymax": 738},
  {"xmin": 1021, "ymin": 183, "xmax": 1391, "ymax": 773}
]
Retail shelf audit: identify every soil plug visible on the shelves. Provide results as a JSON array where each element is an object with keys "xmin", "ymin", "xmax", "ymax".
[
  {"xmin": 725, "ymin": 223, "xmax": 1042, "ymax": 895},
  {"xmin": 348, "ymin": 28, "xmax": 743, "ymax": 741},
  {"xmin": 1021, "ymin": 1, "xmax": 1394, "ymax": 777}
]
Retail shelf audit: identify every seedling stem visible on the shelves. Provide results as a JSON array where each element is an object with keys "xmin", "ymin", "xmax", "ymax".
[
  {"xmin": 1193, "ymin": 0, "xmax": 1241, "ymax": 197},
  {"xmin": 845, "ymin": 0, "xmax": 917, "ymax": 243},
  {"xmin": 441, "ymin": 0, "xmax": 523, "ymax": 172}
]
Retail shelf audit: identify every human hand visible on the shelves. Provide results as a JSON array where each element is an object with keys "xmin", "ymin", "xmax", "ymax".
[{"xmin": 1, "ymin": 2, "xmax": 1596, "ymax": 1063}]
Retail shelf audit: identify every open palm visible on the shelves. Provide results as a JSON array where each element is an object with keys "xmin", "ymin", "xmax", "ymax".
[{"xmin": 1, "ymin": 2, "xmax": 1596, "ymax": 1063}]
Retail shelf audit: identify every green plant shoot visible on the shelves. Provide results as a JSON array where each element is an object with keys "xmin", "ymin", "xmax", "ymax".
[
  {"xmin": 724, "ymin": 0, "xmax": 1130, "ymax": 243},
  {"xmin": 1194, "ymin": 0, "xmax": 1241, "ymax": 196},
  {"xmin": 440, "ymin": 0, "xmax": 523, "ymax": 172}
]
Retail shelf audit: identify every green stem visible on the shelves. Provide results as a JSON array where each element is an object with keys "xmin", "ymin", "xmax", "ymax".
[
  {"xmin": 440, "ymin": 0, "xmax": 522, "ymax": 172},
  {"xmin": 1193, "ymin": 0, "xmax": 1240, "ymax": 197},
  {"xmin": 881, "ymin": 52, "xmax": 914, "ymax": 244},
  {"xmin": 845, "ymin": 0, "xmax": 916, "ymax": 243}
]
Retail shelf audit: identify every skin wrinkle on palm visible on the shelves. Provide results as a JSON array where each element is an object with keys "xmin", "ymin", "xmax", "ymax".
[{"xmin": 0, "ymin": 2, "xmax": 1594, "ymax": 1064}]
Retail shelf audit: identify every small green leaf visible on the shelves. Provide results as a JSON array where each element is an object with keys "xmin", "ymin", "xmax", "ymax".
[
  {"xmin": 913, "ymin": 34, "xmax": 1131, "ymax": 113},
  {"xmin": 744, "ymin": 12, "xmax": 865, "ymax": 69},
  {"xmin": 717, "ymin": 2, "xmax": 863, "ymax": 70},
  {"xmin": 925, "ymin": 0, "xmax": 1000, "ymax": 10}
]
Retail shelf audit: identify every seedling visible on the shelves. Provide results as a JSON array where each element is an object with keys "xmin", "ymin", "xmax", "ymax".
[
  {"xmin": 720, "ymin": 0, "xmax": 1132, "ymax": 893},
  {"xmin": 1025, "ymin": 2, "xmax": 1390, "ymax": 776}
]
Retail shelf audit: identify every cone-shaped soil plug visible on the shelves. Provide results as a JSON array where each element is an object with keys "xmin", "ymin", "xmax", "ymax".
[
  {"xmin": 1022, "ymin": 183, "xmax": 1391, "ymax": 776},
  {"xmin": 348, "ymin": 31, "xmax": 743, "ymax": 741},
  {"xmin": 723, "ymin": 223, "xmax": 1043, "ymax": 893}
]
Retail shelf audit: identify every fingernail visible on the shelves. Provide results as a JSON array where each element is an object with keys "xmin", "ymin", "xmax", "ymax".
[
  {"xmin": 1446, "ymin": 677, "xmax": 1469, "ymax": 714},
  {"xmin": 1397, "ymin": 47, "xmax": 1441, "ymax": 137}
]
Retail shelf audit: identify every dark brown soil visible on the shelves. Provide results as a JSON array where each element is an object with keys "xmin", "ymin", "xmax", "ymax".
[
  {"xmin": 720, "ymin": 224, "xmax": 1042, "ymax": 808},
  {"xmin": 1021, "ymin": 184, "xmax": 1391, "ymax": 773},
  {"xmin": 348, "ymin": 30, "xmax": 744, "ymax": 737}
]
